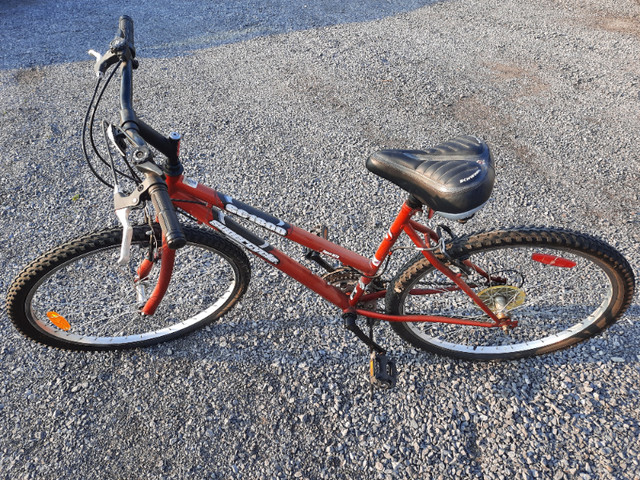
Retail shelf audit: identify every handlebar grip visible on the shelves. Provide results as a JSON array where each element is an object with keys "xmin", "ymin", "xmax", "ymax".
[
  {"xmin": 148, "ymin": 182, "xmax": 186, "ymax": 249},
  {"xmin": 119, "ymin": 15, "xmax": 135, "ymax": 50}
]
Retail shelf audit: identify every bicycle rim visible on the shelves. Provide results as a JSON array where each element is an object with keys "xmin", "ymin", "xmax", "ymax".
[
  {"xmin": 21, "ymin": 230, "xmax": 244, "ymax": 348},
  {"xmin": 388, "ymin": 229, "xmax": 632, "ymax": 359}
]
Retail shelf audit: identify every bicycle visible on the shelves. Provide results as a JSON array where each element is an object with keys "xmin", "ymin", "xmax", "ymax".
[{"xmin": 6, "ymin": 17, "xmax": 636, "ymax": 388}]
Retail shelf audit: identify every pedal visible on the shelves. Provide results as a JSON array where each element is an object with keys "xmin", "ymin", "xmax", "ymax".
[
  {"xmin": 369, "ymin": 352, "xmax": 398, "ymax": 389},
  {"xmin": 311, "ymin": 225, "xmax": 329, "ymax": 240},
  {"xmin": 303, "ymin": 225, "xmax": 336, "ymax": 272}
]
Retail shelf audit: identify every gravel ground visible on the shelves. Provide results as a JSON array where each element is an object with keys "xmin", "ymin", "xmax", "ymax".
[{"xmin": 2, "ymin": 0, "xmax": 640, "ymax": 479}]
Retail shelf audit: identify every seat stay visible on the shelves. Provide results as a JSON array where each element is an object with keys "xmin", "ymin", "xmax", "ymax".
[{"xmin": 402, "ymin": 222, "xmax": 503, "ymax": 325}]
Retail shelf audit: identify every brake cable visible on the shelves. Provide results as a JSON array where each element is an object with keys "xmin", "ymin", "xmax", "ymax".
[
  {"xmin": 101, "ymin": 120, "xmax": 141, "ymax": 185},
  {"xmin": 82, "ymin": 64, "xmax": 117, "ymax": 187},
  {"xmin": 82, "ymin": 63, "xmax": 140, "ymax": 188},
  {"xmin": 81, "ymin": 75, "xmax": 109, "ymax": 187}
]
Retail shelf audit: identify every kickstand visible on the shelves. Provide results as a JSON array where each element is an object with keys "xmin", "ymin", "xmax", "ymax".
[{"xmin": 369, "ymin": 322, "xmax": 374, "ymax": 400}]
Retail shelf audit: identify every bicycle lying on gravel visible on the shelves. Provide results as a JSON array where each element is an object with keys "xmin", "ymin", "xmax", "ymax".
[{"xmin": 7, "ymin": 17, "xmax": 635, "ymax": 388}]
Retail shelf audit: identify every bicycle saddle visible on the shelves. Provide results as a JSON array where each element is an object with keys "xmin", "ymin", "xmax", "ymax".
[{"xmin": 366, "ymin": 135, "xmax": 495, "ymax": 219}]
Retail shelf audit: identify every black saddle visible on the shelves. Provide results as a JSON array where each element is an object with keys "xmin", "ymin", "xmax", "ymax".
[{"xmin": 366, "ymin": 135, "xmax": 495, "ymax": 219}]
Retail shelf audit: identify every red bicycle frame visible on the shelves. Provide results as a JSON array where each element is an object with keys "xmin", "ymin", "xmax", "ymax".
[{"xmin": 140, "ymin": 173, "xmax": 509, "ymax": 329}]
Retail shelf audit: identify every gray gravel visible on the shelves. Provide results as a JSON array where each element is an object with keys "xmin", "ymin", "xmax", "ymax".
[{"xmin": 2, "ymin": 0, "xmax": 640, "ymax": 479}]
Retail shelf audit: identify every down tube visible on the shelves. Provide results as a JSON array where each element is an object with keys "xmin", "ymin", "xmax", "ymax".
[
  {"xmin": 270, "ymin": 248, "xmax": 352, "ymax": 310},
  {"xmin": 208, "ymin": 212, "xmax": 351, "ymax": 310}
]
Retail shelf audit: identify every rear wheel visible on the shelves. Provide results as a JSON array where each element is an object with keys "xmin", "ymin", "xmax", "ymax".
[
  {"xmin": 7, "ymin": 225, "xmax": 251, "ymax": 350},
  {"xmin": 386, "ymin": 228, "xmax": 635, "ymax": 360}
]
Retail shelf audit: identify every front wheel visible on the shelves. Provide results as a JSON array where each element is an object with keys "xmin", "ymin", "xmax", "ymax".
[
  {"xmin": 386, "ymin": 227, "xmax": 635, "ymax": 360},
  {"xmin": 7, "ymin": 225, "xmax": 251, "ymax": 350}
]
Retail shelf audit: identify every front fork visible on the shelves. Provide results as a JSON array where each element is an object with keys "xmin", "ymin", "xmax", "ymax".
[
  {"xmin": 115, "ymin": 181, "xmax": 176, "ymax": 316},
  {"xmin": 137, "ymin": 241, "xmax": 175, "ymax": 315}
]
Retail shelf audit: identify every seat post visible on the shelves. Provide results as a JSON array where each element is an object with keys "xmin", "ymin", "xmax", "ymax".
[{"xmin": 406, "ymin": 194, "xmax": 422, "ymax": 209}]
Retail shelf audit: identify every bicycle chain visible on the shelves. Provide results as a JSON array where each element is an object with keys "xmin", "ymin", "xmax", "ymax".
[{"xmin": 322, "ymin": 268, "xmax": 384, "ymax": 311}]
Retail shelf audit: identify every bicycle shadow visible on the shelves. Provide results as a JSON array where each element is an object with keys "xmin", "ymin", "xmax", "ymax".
[
  {"xmin": 138, "ymin": 299, "xmax": 640, "ymax": 388},
  {"xmin": 3, "ymin": 0, "xmax": 441, "ymax": 69}
]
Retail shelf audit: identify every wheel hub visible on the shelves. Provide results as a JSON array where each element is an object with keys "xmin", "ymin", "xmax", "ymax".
[{"xmin": 476, "ymin": 285, "xmax": 525, "ymax": 315}]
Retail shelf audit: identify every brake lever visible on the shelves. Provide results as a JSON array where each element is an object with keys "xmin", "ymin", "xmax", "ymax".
[
  {"xmin": 114, "ymin": 179, "xmax": 135, "ymax": 267},
  {"xmin": 112, "ymin": 163, "xmax": 166, "ymax": 266},
  {"xmin": 115, "ymin": 202, "xmax": 133, "ymax": 266},
  {"xmin": 88, "ymin": 48, "xmax": 118, "ymax": 78},
  {"xmin": 88, "ymin": 49, "xmax": 101, "ymax": 61}
]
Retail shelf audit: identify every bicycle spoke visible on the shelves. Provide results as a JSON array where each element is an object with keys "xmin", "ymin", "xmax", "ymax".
[{"xmin": 387, "ymin": 228, "xmax": 634, "ymax": 359}]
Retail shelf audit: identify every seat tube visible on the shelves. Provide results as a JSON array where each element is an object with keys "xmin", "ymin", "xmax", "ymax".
[{"xmin": 348, "ymin": 199, "xmax": 420, "ymax": 307}]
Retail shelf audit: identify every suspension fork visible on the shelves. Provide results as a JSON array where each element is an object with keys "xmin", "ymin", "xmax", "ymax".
[{"xmin": 138, "ymin": 237, "xmax": 176, "ymax": 316}]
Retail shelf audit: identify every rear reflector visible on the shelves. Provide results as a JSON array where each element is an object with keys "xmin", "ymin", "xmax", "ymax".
[{"xmin": 532, "ymin": 253, "xmax": 576, "ymax": 268}]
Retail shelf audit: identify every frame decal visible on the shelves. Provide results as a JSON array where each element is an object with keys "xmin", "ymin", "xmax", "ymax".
[
  {"xmin": 211, "ymin": 211, "xmax": 280, "ymax": 264},
  {"xmin": 221, "ymin": 195, "xmax": 290, "ymax": 237},
  {"xmin": 182, "ymin": 177, "xmax": 198, "ymax": 189}
]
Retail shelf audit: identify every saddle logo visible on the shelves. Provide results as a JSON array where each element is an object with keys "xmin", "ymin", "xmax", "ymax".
[{"xmin": 459, "ymin": 169, "xmax": 481, "ymax": 184}]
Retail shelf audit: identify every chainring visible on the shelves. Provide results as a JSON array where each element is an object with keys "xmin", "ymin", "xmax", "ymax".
[{"xmin": 322, "ymin": 268, "xmax": 384, "ymax": 311}]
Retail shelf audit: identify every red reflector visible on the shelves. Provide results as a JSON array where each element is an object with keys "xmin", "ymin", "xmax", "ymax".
[{"xmin": 532, "ymin": 253, "xmax": 576, "ymax": 268}]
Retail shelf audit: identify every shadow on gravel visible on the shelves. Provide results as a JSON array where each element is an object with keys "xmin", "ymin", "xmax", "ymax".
[
  {"xmin": 141, "ymin": 301, "xmax": 640, "ymax": 370},
  {"xmin": 2, "ymin": 0, "xmax": 441, "ymax": 69}
]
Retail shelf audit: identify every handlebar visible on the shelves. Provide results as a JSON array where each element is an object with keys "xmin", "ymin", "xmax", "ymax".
[
  {"xmin": 119, "ymin": 60, "xmax": 144, "ymax": 147},
  {"xmin": 108, "ymin": 16, "xmax": 186, "ymax": 249},
  {"xmin": 118, "ymin": 15, "xmax": 135, "ymax": 53}
]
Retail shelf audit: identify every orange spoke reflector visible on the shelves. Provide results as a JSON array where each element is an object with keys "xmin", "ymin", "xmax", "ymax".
[
  {"xmin": 46, "ymin": 311, "xmax": 71, "ymax": 331},
  {"xmin": 531, "ymin": 253, "xmax": 576, "ymax": 268}
]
